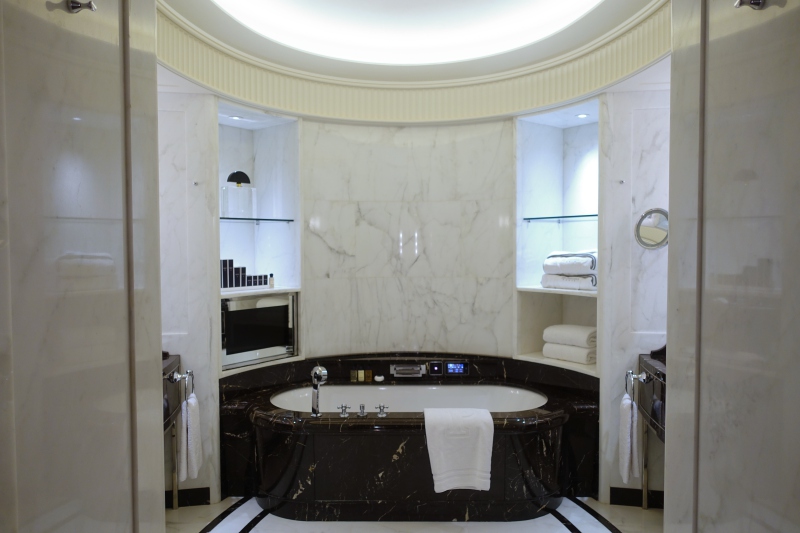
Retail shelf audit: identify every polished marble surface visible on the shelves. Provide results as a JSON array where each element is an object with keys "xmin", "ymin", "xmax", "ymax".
[
  {"xmin": 166, "ymin": 496, "xmax": 664, "ymax": 533},
  {"xmin": 159, "ymin": 92, "xmax": 223, "ymax": 502},
  {"xmin": 597, "ymin": 91, "xmax": 669, "ymax": 501},
  {"xmin": 300, "ymin": 121, "xmax": 515, "ymax": 357}
]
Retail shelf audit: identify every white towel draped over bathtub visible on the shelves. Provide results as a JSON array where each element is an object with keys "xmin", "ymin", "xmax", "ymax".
[
  {"xmin": 618, "ymin": 393, "xmax": 640, "ymax": 484},
  {"xmin": 424, "ymin": 408, "xmax": 494, "ymax": 493}
]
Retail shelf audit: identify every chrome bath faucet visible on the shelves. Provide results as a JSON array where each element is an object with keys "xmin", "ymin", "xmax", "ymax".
[{"xmin": 310, "ymin": 366, "xmax": 327, "ymax": 417}]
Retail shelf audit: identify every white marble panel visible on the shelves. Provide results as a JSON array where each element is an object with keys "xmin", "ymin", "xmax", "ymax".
[
  {"xmin": 664, "ymin": 2, "xmax": 703, "ymax": 531},
  {"xmin": 129, "ymin": 1, "xmax": 166, "ymax": 525},
  {"xmin": 597, "ymin": 91, "xmax": 670, "ymax": 502},
  {"xmin": 301, "ymin": 278, "xmax": 353, "ymax": 358},
  {"xmin": 304, "ymin": 200, "xmax": 357, "ymax": 280},
  {"xmin": 630, "ymin": 108, "xmax": 669, "ymax": 333},
  {"xmin": 301, "ymin": 120, "xmax": 515, "ymax": 357},
  {"xmin": 696, "ymin": 4, "xmax": 800, "ymax": 531},
  {"xmin": 158, "ymin": 92, "xmax": 222, "ymax": 502},
  {"xmin": 1, "ymin": 2, "xmax": 141, "ymax": 530}
]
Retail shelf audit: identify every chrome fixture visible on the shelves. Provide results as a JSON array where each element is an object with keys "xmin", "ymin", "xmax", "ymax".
[
  {"xmin": 164, "ymin": 369, "xmax": 194, "ymax": 396},
  {"xmin": 375, "ymin": 404, "xmax": 389, "ymax": 418},
  {"xmin": 625, "ymin": 369, "xmax": 647, "ymax": 396},
  {"xmin": 67, "ymin": 1, "xmax": 97, "ymax": 13},
  {"xmin": 337, "ymin": 404, "xmax": 351, "ymax": 418},
  {"xmin": 358, "ymin": 404, "xmax": 367, "ymax": 417},
  {"xmin": 310, "ymin": 366, "xmax": 327, "ymax": 418},
  {"xmin": 734, "ymin": 0, "xmax": 765, "ymax": 9},
  {"xmin": 389, "ymin": 364, "xmax": 426, "ymax": 378}
]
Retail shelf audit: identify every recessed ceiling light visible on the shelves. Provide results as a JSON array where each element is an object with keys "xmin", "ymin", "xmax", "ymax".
[
  {"xmin": 72, "ymin": 117, "xmax": 82, "ymax": 121},
  {"xmin": 230, "ymin": 116, "xmax": 244, "ymax": 120},
  {"xmin": 209, "ymin": 0, "xmax": 605, "ymax": 66},
  {"xmin": 576, "ymin": 114, "xmax": 589, "ymax": 119}
]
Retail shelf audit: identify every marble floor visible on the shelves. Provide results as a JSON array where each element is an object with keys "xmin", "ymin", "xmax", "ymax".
[{"xmin": 166, "ymin": 497, "xmax": 663, "ymax": 533}]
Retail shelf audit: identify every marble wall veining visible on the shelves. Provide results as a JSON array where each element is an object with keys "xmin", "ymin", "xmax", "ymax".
[
  {"xmin": 159, "ymin": 93, "xmax": 222, "ymax": 503},
  {"xmin": 598, "ymin": 91, "xmax": 670, "ymax": 501},
  {"xmin": 300, "ymin": 121, "xmax": 515, "ymax": 357}
]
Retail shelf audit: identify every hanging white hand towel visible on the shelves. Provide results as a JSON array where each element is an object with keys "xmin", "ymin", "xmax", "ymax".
[
  {"xmin": 178, "ymin": 399, "xmax": 188, "ymax": 482},
  {"xmin": 619, "ymin": 393, "xmax": 641, "ymax": 483},
  {"xmin": 186, "ymin": 392, "xmax": 203, "ymax": 480},
  {"xmin": 424, "ymin": 408, "xmax": 494, "ymax": 493}
]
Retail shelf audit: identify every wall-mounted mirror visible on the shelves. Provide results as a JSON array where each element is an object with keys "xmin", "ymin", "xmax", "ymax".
[{"xmin": 635, "ymin": 208, "xmax": 669, "ymax": 249}]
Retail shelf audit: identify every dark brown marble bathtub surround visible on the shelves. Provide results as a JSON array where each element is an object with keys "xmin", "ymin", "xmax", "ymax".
[{"xmin": 219, "ymin": 353, "xmax": 599, "ymax": 520}]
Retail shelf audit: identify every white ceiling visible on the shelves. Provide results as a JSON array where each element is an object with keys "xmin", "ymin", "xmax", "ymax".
[
  {"xmin": 207, "ymin": 0, "xmax": 604, "ymax": 66},
  {"xmin": 161, "ymin": 0, "xmax": 658, "ymax": 83}
]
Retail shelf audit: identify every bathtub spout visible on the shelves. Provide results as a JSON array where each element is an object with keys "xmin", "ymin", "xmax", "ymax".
[{"xmin": 310, "ymin": 366, "xmax": 327, "ymax": 417}]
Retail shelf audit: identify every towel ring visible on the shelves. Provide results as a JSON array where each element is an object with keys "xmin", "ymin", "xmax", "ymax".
[{"xmin": 626, "ymin": 370, "xmax": 647, "ymax": 397}]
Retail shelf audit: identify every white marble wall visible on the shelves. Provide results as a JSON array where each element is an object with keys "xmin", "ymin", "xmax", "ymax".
[
  {"xmin": 1, "ymin": 1, "xmax": 163, "ymax": 531},
  {"xmin": 695, "ymin": 3, "xmax": 800, "ymax": 531},
  {"xmin": 253, "ymin": 122, "xmax": 300, "ymax": 288},
  {"xmin": 597, "ymin": 91, "xmax": 670, "ymax": 501},
  {"xmin": 159, "ymin": 93, "xmax": 222, "ymax": 503},
  {"xmin": 301, "ymin": 121, "xmax": 515, "ymax": 357}
]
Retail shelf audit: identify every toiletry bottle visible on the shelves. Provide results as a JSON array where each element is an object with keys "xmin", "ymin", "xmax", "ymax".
[
  {"xmin": 350, "ymin": 368, "xmax": 358, "ymax": 383},
  {"xmin": 269, "ymin": 273, "xmax": 274, "ymax": 288},
  {"xmin": 357, "ymin": 366, "xmax": 365, "ymax": 382},
  {"xmin": 365, "ymin": 368, "xmax": 372, "ymax": 382}
]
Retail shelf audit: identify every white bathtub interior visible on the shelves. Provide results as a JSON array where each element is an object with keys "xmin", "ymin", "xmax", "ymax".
[{"xmin": 270, "ymin": 384, "xmax": 548, "ymax": 413}]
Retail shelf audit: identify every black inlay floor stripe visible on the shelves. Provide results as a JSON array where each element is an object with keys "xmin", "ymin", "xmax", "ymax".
[
  {"xmin": 239, "ymin": 509, "xmax": 270, "ymax": 533},
  {"xmin": 568, "ymin": 497, "xmax": 625, "ymax": 533},
  {"xmin": 198, "ymin": 497, "xmax": 252, "ymax": 533},
  {"xmin": 548, "ymin": 509, "xmax": 582, "ymax": 533}
]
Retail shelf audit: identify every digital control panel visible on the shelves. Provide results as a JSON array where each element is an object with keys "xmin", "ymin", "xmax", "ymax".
[
  {"xmin": 429, "ymin": 361, "xmax": 443, "ymax": 376},
  {"xmin": 444, "ymin": 361, "xmax": 468, "ymax": 376}
]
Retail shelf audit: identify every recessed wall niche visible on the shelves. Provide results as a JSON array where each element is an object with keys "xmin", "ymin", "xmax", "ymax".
[{"xmin": 218, "ymin": 102, "xmax": 300, "ymax": 291}]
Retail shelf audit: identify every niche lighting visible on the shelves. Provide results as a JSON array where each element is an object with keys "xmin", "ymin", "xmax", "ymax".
[
  {"xmin": 209, "ymin": 0, "xmax": 604, "ymax": 65},
  {"xmin": 576, "ymin": 114, "xmax": 589, "ymax": 119}
]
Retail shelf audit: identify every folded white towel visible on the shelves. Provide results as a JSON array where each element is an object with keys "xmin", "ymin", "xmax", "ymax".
[
  {"xmin": 186, "ymin": 393, "xmax": 203, "ymax": 480},
  {"xmin": 424, "ymin": 408, "xmax": 494, "ymax": 493},
  {"xmin": 543, "ymin": 251, "xmax": 597, "ymax": 275},
  {"xmin": 542, "ymin": 343, "xmax": 596, "ymax": 365},
  {"xmin": 541, "ymin": 273, "xmax": 597, "ymax": 291},
  {"xmin": 619, "ymin": 393, "xmax": 641, "ymax": 484},
  {"xmin": 543, "ymin": 325, "xmax": 597, "ymax": 348}
]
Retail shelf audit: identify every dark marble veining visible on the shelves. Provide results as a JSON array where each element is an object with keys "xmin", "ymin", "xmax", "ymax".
[{"xmin": 219, "ymin": 353, "xmax": 598, "ymax": 521}]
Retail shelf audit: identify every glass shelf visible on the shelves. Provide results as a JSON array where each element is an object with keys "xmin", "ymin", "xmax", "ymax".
[
  {"xmin": 220, "ymin": 217, "xmax": 294, "ymax": 223},
  {"xmin": 523, "ymin": 214, "xmax": 598, "ymax": 222}
]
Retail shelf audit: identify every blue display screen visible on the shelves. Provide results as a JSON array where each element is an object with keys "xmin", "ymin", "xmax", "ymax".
[{"xmin": 446, "ymin": 362, "xmax": 465, "ymax": 374}]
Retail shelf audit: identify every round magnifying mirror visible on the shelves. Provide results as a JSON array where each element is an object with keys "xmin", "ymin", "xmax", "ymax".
[{"xmin": 635, "ymin": 208, "xmax": 669, "ymax": 249}]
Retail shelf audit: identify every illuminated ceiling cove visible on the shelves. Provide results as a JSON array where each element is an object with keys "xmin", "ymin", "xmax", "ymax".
[{"xmin": 208, "ymin": 0, "xmax": 605, "ymax": 65}]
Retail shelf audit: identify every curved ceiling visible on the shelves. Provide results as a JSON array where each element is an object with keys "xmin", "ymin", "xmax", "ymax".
[
  {"xmin": 160, "ymin": 0, "xmax": 657, "ymax": 83},
  {"xmin": 207, "ymin": 0, "xmax": 604, "ymax": 66}
]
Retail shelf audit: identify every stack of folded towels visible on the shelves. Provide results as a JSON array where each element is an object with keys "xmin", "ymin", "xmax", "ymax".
[
  {"xmin": 542, "ymin": 324, "xmax": 597, "ymax": 365},
  {"xmin": 540, "ymin": 250, "xmax": 598, "ymax": 291}
]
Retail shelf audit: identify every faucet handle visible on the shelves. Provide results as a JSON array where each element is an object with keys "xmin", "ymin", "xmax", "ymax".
[
  {"xmin": 375, "ymin": 404, "xmax": 389, "ymax": 418},
  {"xmin": 358, "ymin": 403, "xmax": 367, "ymax": 417},
  {"xmin": 337, "ymin": 404, "xmax": 351, "ymax": 418}
]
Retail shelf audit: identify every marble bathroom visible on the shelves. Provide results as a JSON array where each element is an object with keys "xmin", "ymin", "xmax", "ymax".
[{"xmin": 1, "ymin": 1, "xmax": 799, "ymax": 533}]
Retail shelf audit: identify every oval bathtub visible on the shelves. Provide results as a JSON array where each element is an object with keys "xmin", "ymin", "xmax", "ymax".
[
  {"xmin": 270, "ymin": 384, "xmax": 548, "ymax": 413},
  {"xmin": 219, "ymin": 355, "xmax": 600, "ymax": 523}
]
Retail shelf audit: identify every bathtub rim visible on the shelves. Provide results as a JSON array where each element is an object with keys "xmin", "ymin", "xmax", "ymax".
[{"xmin": 245, "ymin": 380, "xmax": 577, "ymax": 434}]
